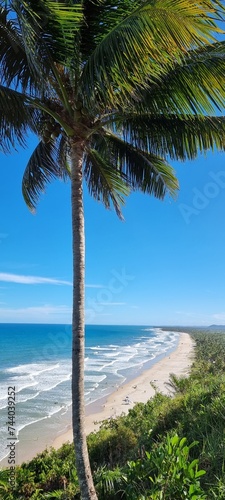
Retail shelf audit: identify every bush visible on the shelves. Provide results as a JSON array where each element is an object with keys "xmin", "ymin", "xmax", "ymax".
[{"xmin": 88, "ymin": 421, "xmax": 138, "ymax": 468}]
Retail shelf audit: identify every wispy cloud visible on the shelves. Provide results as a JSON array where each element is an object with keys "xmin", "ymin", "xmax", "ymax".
[
  {"xmin": 85, "ymin": 284, "xmax": 104, "ymax": 288},
  {"xmin": 212, "ymin": 313, "xmax": 225, "ymax": 322},
  {"xmin": 0, "ymin": 273, "xmax": 72, "ymax": 286},
  {"xmin": 175, "ymin": 310, "xmax": 194, "ymax": 316},
  {"xmin": 0, "ymin": 305, "xmax": 72, "ymax": 322},
  {"xmin": 85, "ymin": 312, "xmax": 112, "ymax": 319},
  {"xmin": 99, "ymin": 302, "xmax": 126, "ymax": 306}
]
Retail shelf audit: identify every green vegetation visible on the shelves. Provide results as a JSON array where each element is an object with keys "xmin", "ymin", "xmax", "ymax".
[{"xmin": 1, "ymin": 328, "xmax": 225, "ymax": 499}]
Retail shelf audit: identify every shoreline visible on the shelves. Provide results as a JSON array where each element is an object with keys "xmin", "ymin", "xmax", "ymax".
[
  {"xmin": 53, "ymin": 332, "xmax": 194, "ymax": 450},
  {"xmin": 1, "ymin": 332, "xmax": 195, "ymax": 466}
]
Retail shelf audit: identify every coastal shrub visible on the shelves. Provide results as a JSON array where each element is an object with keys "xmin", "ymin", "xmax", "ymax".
[
  {"xmin": 207, "ymin": 472, "xmax": 225, "ymax": 499},
  {"xmin": 94, "ymin": 466, "xmax": 126, "ymax": 499},
  {"xmin": 94, "ymin": 434, "xmax": 206, "ymax": 500},
  {"xmin": 0, "ymin": 468, "xmax": 16, "ymax": 500},
  {"xmin": 122, "ymin": 393, "xmax": 173, "ymax": 447},
  {"xmin": 12, "ymin": 467, "xmax": 36, "ymax": 497},
  {"xmin": 40, "ymin": 487, "xmax": 79, "ymax": 499},
  {"xmin": 3, "ymin": 444, "xmax": 79, "ymax": 499},
  {"xmin": 165, "ymin": 373, "xmax": 191, "ymax": 394},
  {"xmin": 88, "ymin": 422, "xmax": 137, "ymax": 468},
  {"xmin": 123, "ymin": 434, "xmax": 206, "ymax": 500}
]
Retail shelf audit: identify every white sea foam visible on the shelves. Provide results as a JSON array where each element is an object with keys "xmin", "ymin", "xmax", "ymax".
[
  {"xmin": 6, "ymin": 362, "xmax": 60, "ymax": 376},
  {"xmin": 16, "ymin": 405, "xmax": 63, "ymax": 436},
  {"xmin": 103, "ymin": 351, "xmax": 121, "ymax": 357},
  {"xmin": 98, "ymin": 360, "xmax": 117, "ymax": 371},
  {"xmin": 90, "ymin": 346, "xmax": 116, "ymax": 351},
  {"xmin": 17, "ymin": 392, "xmax": 40, "ymax": 404},
  {"xmin": 85, "ymin": 374, "xmax": 107, "ymax": 383}
]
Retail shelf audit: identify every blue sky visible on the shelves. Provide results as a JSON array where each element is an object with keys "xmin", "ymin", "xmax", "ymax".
[{"xmin": 0, "ymin": 134, "xmax": 225, "ymax": 326}]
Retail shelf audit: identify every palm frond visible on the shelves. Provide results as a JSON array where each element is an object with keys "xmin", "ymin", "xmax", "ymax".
[
  {"xmin": 93, "ymin": 131, "xmax": 179, "ymax": 199},
  {"xmin": 45, "ymin": 1, "xmax": 83, "ymax": 59},
  {"xmin": 0, "ymin": 85, "xmax": 35, "ymax": 152},
  {"xmin": 80, "ymin": 0, "xmax": 139, "ymax": 59},
  {"xmin": 81, "ymin": 0, "xmax": 225, "ymax": 108},
  {"xmin": 136, "ymin": 41, "xmax": 225, "ymax": 116},
  {"xmin": 0, "ymin": 6, "xmax": 34, "ymax": 91},
  {"xmin": 84, "ymin": 148, "xmax": 130, "ymax": 219},
  {"xmin": 18, "ymin": 0, "xmax": 83, "ymax": 68},
  {"xmin": 57, "ymin": 134, "xmax": 71, "ymax": 178},
  {"xmin": 22, "ymin": 139, "xmax": 69, "ymax": 211},
  {"xmin": 165, "ymin": 373, "xmax": 190, "ymax": 394},
  {"xmin": 2, "ymin": 1, "xmax": 82, "ymax": 104},
  {"xmin": 0, "ymin": 2, "xmax": 50, "ymax": 94},
  {"xmin": 10, "ymin": 0, "xmax": 47, "ymax": 85},
  {"xmin": 113, "ymin": 115, "xmax": 225, "ymax": 161}
]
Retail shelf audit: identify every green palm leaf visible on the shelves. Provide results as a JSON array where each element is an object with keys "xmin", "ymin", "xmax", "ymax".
[
  {"xmin": 57, "ymin": 135, "xmax": 71, "ymax": 177},
  {"xmin": 136, "ymin": 42, "xmax": 225, "ymax": 115},
  {"xmin": 2, "ymin": 1, "xmax": 82, "ymax": 106},
  {"xmin": 22, "ymin": 140, "xmax": 69, "ymax": 211},
  {"xmin": 18, "ymin": 0, "xmax": 83, "ymax": 66},
  {"xmin": 0, "ymin": 2, "xmax": 53, "ymax": 94},
  {"xmin": 81, "ymin": 0, "xmax": 225, "ymax": 108},
  {"xmin": 80, "ymin": 0, "xmax": 140, "ymax": 59},
  {"xmin": 97, "ymin": 131, "xmax": 179, "ymax": 198},
  {"xmin": 84, "ymin": 147, "xmax": 130, "ymax": 219},
  {"xmin": 0, "ymin": 5, "xmax": 33, "ymax": 90},
  {"xmin": 10, "ymin": 0, "xmax": 46, "ymax": 83},
  {"xmin": 115, "ymin": 115, "xmax": 225, "ymax": 161},
  {"xmin": 46, "ymin": 1, "xmax": 83, "ymax": 52},
  {"xmin": 0, "ymin": 85, "xmax": 36, "ymax": 152}
]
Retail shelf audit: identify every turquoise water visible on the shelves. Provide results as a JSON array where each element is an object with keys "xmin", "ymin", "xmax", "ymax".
[{"xmin": 0, "ymin": 324, "xmax": 179, "ymax": 462}]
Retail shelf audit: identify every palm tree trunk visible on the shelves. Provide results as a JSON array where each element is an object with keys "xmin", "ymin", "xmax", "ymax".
[{"xmin": 70, "ymin": 140, "xmax": 98, "ymax": 500}]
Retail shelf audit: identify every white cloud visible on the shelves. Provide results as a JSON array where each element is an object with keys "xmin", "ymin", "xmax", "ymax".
[
  {"xmin": 85, "ymin": 312, "xmax": 113, "ymax": 323},
  {"xmin": 0, "ymin": 273, "xmax": 108, "ymax": 289},
  {"xmin": 99, "ymin": 302, "xmax": 126, "ymax": 306},
  {"xmin": 175, "ymin": 311, "xmax": 194, "ymax": 317},
  {"xmin": 212, "ymin": 313, "xmax": 225, "ymax": 322},
  {"xmin": 0, "ymin": 305, "xmax": 72, "ymax": 323},
  {"xmin": 0, "ymin": 273, "xmax": 72, "ymax": 286},
  {"xmin": 85, "ymin": 284, "xmax": 104, "ymax": 288}
]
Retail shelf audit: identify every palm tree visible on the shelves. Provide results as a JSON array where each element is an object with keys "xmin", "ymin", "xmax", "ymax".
[{"xmin": 1, "ymin": 1, "xmax": 225, "ymax": 498}]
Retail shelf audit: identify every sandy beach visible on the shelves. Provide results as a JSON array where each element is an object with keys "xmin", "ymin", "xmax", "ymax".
[
  {"xmin": 53, "ymin": 332, "xmax": 194, "ymax": 450},
  {"xmin": 0, "ymin": 331, "xmax": 194, "ymax": 466}
]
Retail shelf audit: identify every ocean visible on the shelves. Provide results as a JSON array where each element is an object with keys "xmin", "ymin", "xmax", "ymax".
[{"xmin": 0, "ymin": 324, "xmax": 179, "ymax": 464}]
